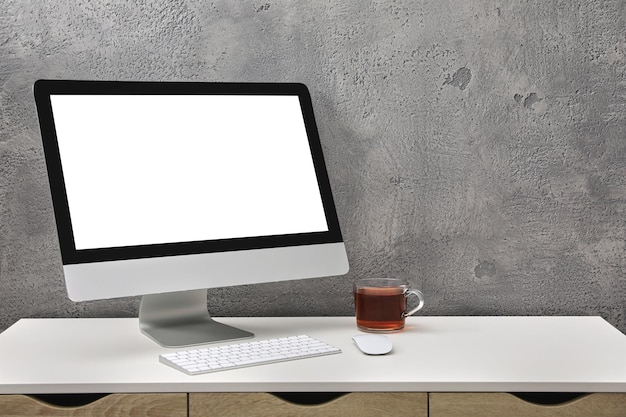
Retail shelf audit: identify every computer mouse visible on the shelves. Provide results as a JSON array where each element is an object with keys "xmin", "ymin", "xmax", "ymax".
[{"xmin": 352, "ymin": 334, "xmax": 392, "ymax": 355}]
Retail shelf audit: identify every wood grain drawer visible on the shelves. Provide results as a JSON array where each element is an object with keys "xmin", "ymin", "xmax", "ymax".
[
  {"xmin": 430, "ymin": 392, "xmax": 626, "ymax": 417},
  {"xmin": 190, "ymin": 392, "xmax": 427, "ymax": 417},
  {"xmin": 0, "ymin": 393, "xmax": 187, "ymax": 417}
]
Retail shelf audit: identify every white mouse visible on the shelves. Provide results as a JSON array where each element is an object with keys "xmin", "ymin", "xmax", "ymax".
[{"xmin": 352, "ymin": 334, "xmax": 392, "ymax": 355}]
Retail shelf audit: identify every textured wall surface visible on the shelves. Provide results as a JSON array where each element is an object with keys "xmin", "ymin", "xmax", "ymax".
[{"xmin": 1, "ymin": 1, "xmax": 625, "ymax": 333}]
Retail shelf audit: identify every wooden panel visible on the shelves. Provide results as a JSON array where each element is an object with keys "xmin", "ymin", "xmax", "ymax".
[
  {"xmin": 430, "ymin": 392, "xmax": 626, "ymax": 417},
  {"xmin": 0, "ymin": 393, "xmax": 187, "ymax": 417},
  {"xmin": 190, "ymin": 392, "xmax": 427, "ymax": 417}
]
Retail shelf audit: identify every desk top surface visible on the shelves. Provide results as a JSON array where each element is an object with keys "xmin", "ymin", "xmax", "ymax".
[{"xmin": 1, "ymin": 316, "xmax": 626, "ymax": 394}]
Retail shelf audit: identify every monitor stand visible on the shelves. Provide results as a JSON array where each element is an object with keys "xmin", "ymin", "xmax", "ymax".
[{"xmin": 138, "ymin": 289, "xmax": 254, "ymax": 347}]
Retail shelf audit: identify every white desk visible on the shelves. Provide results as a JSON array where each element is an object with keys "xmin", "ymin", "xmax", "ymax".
[{"xmin": 1, "ymin": 316, "xmax": 626, "ymax": 394}]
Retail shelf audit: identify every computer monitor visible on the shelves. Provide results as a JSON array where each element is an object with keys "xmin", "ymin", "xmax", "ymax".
[{"xmin": 34, "ymin": 80, "xmax": 349, "ymax": 347}]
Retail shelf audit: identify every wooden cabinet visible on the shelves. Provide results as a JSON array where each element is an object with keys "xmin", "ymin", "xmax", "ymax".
[
  {"xmin": 0, "ymin": 393, "xmax": 427, "ymax": 417},
  {"xmin": 429, "ymin": 392, "xmax": 626, "ymax": 417},
  {"xmin": 3, "ymin": 392, "xmax": 626, "ymax": 417},
  {"xmin": 0, "ymin": 394, "xmax": 186, "ymax": 417},
  {"xmin": 189, "ymin": 392, "xmax": 427, "ymax": 417}
]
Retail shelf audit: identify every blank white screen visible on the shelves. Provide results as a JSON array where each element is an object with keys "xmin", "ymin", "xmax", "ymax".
[{"xmin": 50, "ymin": 94, "xmax": 329, "ymax": 250}]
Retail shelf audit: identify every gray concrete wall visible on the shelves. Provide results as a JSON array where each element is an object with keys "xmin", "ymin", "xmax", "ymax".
[{"xmin": 1, "ymin": 1, "xmax": 625, "ymax": 333}]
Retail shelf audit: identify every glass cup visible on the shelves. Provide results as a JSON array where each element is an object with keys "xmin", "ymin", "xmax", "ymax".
[{"xmin": 353, "ymin": 278, "xmax": 424, "ymax": 332}]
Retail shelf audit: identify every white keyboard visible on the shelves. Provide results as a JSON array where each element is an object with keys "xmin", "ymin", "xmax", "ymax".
[{"xmin": 159, "ymin": 335, "xmax": 341, "ymax": 375}]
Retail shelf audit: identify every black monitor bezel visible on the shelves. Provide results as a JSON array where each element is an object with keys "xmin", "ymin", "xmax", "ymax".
[{"xmin": 34, "ymin": 80, "xmax": 344, "ymax": 265}]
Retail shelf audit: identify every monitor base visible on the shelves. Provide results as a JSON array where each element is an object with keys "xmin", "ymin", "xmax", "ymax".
[{"xmin": 138, "ymin": 289, "xmax": 254, "ymax": 348}]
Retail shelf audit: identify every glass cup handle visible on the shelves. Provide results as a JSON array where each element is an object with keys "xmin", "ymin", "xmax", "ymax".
[{"xmin": 403, "ymin": 289, "xmax": 424, "ymax": 317}]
